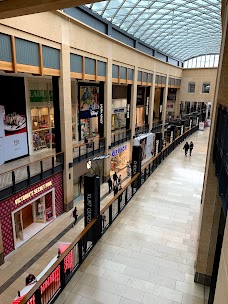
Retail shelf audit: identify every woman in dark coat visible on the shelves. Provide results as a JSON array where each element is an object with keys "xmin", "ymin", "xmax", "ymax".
[{"xmin": 183, "ymin": 142, "xmax": 189, "ymax": 156}]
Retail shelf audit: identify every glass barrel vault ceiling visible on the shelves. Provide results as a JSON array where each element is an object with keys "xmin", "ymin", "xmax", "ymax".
[{"xmin": 85, "ymin": 0, "xmax": 222, "ymax": 61}]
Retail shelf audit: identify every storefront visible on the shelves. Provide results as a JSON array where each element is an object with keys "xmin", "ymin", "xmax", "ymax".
[
  {"xmin": 112, "ymin": 85, "xmax": 131, "ymax": 131},
  {"xmin": 110, "ymin": 143, "xmax": 130, "ymax": 174},
  {"xmin": 112, "ymin": 99, "xmax": 127, "ymax": 130},
  {"xmin": 28, "ymin": 80, "xmax": 56, "ymax": 152},
  {"xmin": 166, "ymin": 89, "xmax": 177, "ymax": 119},
  {"xmin": 136, "ymin": 86, "xmax": 151, "ymax": 126},
  {"xmin": 0, "ymin": 172, "xmax": 63, "ymax": 256},
  {"xmin": 78, "ymin": 82, "xmax": 104, "ymax": 140}
]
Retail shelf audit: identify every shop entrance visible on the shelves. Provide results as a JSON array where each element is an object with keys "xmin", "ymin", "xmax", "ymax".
[{"xmin": 12, "ymin": 190, "xmax": 55, "ymax": 248}]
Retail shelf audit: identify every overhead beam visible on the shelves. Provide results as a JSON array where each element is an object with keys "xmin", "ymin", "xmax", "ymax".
[{"xmin": 0, "ymin": 0, "xmax": 104, "ymax": 19}]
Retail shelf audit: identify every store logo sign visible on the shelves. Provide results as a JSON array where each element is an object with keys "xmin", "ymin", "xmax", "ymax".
[
  {"xmin": 100, "ymin": 104, "xmax": 104, "ymax": 124},
  {"xmin": 15, "ymin": 181, "xmax": 52, "ymax": 205},
  {"xmin": 132, "ymin": 160, "xmax": 138, "ymax": 176},
  {"xmin": 146, "ymin": 97, "xmax": 149, "ymax": 116},
  {"xmin": 111, "ymin": 145, "xmax": 127, "ymax": 157},
  {"xmin": 90, "ymin": 110, "xmax": 98, "ymax": 117},
  {"xmin": 127, "ymin": 104, "xmax": 130, "ymax": 119},
  {"xmin": 86, "ymin": 194, "xmax": 93, "ymax": 225}
]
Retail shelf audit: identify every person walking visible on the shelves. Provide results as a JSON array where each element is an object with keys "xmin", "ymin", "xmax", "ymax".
[
  {"xmin": 71, "ymin": 207, "xmax": 78, "ymax": 226},
  {"xmin": 183, "ymin": 141, "xmax": 189, "ymax": 156},
  {"xmin": 189, "ymin": 141, "xmax": 194, "ymax": 156},
  {"xmin": 118, "ymin": 175, "xmax": 122, "ymax": 186},
  {"xmin": 107, "ymin": 177, "xmax": 112, "ymax": 193},
  {"xmin": 127, "ymin": 162, "xmax": 131, "ymax": 177},
  {"xmin": 113, "ymin": 184, "xmax": 118, "ymax": 196},
  {"xmin": 113, "ymin": 171, "xmax": 118, "ymax": 185},
  {"xmin": 101, "ymin": 213, "xmax": 106, "ymax": 229}
]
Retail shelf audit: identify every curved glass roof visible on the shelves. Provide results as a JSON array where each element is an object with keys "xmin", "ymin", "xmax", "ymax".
[{"xmin": 85, "ymin": 0, "xmax": 222, "ymax": 61}]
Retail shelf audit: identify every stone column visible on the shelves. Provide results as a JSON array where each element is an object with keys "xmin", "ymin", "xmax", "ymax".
[
  {"xmin": 161, "ymin": 74, "xmax": 169, "ymax": 135},
  {"xmin": 148, "ymin": 71, "xmax": 156, "ymax": 131},
  {"xmin": 103, "ymin": 57, "xmax": 112, "ymax": 181},
  {"xmin": 59, "ymin": 22, "xmax": 73, "ymax": 211},
  {"xmin": 129, "ymin": 66, "xmax": 138, "ymax": 159}
]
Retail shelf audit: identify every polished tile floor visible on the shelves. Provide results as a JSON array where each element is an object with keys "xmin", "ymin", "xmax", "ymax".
[
  {"xmin": 0, "ymin": 129, "xmax": 209, "ymax": 304},
  {"xmin": 55, "ymin": 129, "xmax": 210, "ymax": 304}
]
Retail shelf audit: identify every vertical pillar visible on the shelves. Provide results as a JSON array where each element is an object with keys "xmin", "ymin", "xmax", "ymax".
[
  {"xmin": 148, "ymin": 71, "xmax": 156, "ymax": 131},
  {"xmin": 162, "ymin": 74, "xmax": 169, "ymax": 135},
  {"xmin": 59, "ymin": 23, "xmax": 73, "ymax": 211},
  {"xmin": 103, "ymin": 57, "xmax": 112, "ymax": 181},
  {"xmin": 129, "ymin": 66, "xmax": 138, "ymax": 159}
]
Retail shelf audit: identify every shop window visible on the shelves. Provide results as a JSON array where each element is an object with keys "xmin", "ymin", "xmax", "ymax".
[
  {"xmin": 112, "ymin": 65, "xmax": 119, "ymax": 79},
  {"xmin": 120, "ymin": 67, "xmax": 127, "ymax": 80},
  {"xmin": 148, "ymin": 73, "xmax": 153, "ymax": 84},
  {"xmin": 143, "ymin": 72, "xmax": 147, "ymax": 83},
  {"xmin": 42, "ymin": 46, "xmax": 60, "ymax": 70},
  {"xmin": 202, "ymin": 83, "xmax": 210, "ymax": 93},
  {"xmin": 29, "ymin": 81, "xmax": 55, "ymax": 152},
  {"xmin": 138, "ymin": 71, "xmax": 142, "ymax": 82},
  {"xmin": 15, "ymin": 38, "xmax": 39, "ymax": 66},
  {"xmin": 98, "ymin": 61, "xmax": 106, "ymax": 77},
  {"xmin": 0, "ymin": 33, "xmax": 12, "ymax": 62},
  {"xmin": 85, "ymin": 58, "xmax": 96, "ymax": 75},
  {"xmin": 70, "ymin": 54, "xmax": 83, "ymax": 73},
  {"xmin": 188, "ymin": 83, "xmax": 195, "ymax": 93},
  {"xmin": 155, "ymin": 75, "xmax": 159, "ymax": 84}
]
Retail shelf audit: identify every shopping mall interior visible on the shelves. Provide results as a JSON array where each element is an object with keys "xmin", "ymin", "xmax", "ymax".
[{"xmin": 0, "ymin": 0, "xmax": 228, "ymax": 303}]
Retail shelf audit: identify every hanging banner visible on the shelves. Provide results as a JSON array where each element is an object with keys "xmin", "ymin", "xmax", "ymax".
[{"xmin": 0, "ymin": 76, "xmax": 28, "ymax": 163}]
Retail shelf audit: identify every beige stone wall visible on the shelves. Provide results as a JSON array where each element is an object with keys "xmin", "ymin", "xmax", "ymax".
[
  {"xmin": 179, "ymin": 68, "xmax": 217, "ymax": 103},
  {"xmin": 0, "ymin": 11, "xmax": 182, "ymax": 78}
]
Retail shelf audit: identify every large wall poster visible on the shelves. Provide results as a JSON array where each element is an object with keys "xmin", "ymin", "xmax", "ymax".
[
  {"xmin": 133, "ymin": 133, "xmax": 154, "ymax": 165},
  {"xmin": 79, "ymin": 85, "xmax": 100, "ymax": 119},
  {"xmin": 0, "ymin": 76, "xmax": 28, "ymax": 163}
]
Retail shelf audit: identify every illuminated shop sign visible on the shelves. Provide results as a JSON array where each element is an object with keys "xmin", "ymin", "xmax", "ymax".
[
  {"xmin": 15, "ymin": 181, "xmax": 53, "ymax": 205},
  {"xmin": 111, "ymin": 145, "xmax": 127, "ymax": 157}
]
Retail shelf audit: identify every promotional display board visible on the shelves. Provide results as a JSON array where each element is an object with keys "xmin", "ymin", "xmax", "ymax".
[
  {"xmin": 79, "ymin": 85, "xmax": 100, "ymax": 119},
  {"xmin": 0, "ymin": 76, "xmax": 28, "ymax": 163},
  {"xmin": 131, "ymin": 146, "xmax": 142, "ymax": 190},
  {"xmin": 133, "ymin": 133, "xmax": 154, "ymax": 165},
  {"xmin": 155, "ymin": 132, "xmax": 162, "ymax": 155},
  {"xmin": 84, "ymin": 174, "xmax": 100, "ymax": 229}
]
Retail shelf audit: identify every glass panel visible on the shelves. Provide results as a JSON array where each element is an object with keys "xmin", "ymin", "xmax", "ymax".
[{"xmin": 86, "ymin": 1, "xmax": 221, "ymax": 61}]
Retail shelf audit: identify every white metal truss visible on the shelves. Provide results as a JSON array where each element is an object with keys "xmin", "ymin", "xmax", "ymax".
[{"xmin": 85, "ymin": 0, "xmax": 221, "ymax": 61}]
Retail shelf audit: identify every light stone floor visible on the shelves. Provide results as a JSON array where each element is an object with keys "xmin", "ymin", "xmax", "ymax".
[
  {"xmin": 0, "ymin": 129, "xmax": 209, "ymax": 304},
  {"xmin": 54, "ymin": 129, "xmax": 210, "ymax": 304}
]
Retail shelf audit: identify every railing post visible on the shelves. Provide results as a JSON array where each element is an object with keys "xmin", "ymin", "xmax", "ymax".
[
  {"xmin": 40, "ymin": 161, "xmax": 43, "ymax": 179},
  {"xmin": 78, "ymin": 240, "xmax": 83, "ymax": 264},
  {"xmin": 52, "ymin": 156, "xmax": 55, "ymax": 174},
  {"xmin": 12, "ymin": 171, "xmax": 16, "ymax": 192},
  {"xmin": 60, "ymin": 259, "xmax": 66, "ymax": 289},
  {"xmin": 27, "ymin": 166, "xmax": 30, "ymax": 186},
  {"xmin": 34, "ymin": 288, "xmax": 42, "ymax": 304},
  {"xmin": 109, "ymin": 205, "xmax": 112, "ymax": 226}
]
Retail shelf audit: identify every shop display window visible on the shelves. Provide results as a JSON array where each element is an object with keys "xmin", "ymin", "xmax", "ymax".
[{"xmin": 29, "ymin": 81, "xmax": 55, "ymax": 152}]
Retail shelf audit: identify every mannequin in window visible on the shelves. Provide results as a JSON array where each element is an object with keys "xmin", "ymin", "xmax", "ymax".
[{"xmin": 38, "ymin": 202, "xmax": 43, "ymax": 219}]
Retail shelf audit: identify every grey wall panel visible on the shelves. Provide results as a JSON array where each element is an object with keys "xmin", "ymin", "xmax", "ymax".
[
  {"xmin": 128, "ymin": 69, "xmax": 133, "ymax": 80},
  {"xmin": 42, "ymin": 46, "xmax": 60, "ymax": 69},
  {"xmin": 169, "ymin": 57, "xmax": 178, "ymax": 66},
  {"xmin": 0, "ymin": 34, "xmax": 12, "ymax": 62},
  {"xmin": 143, "ymin": 72, "xmax": 147, "ymax": 82},
  {"xmin": 64, "ymin": 8, "xmax": 106, "ymax": 33},
  {"xmin": 138, "ymin": 71, "xmax": 142, "ymax": 82},
  {"xmin": 156, "ymin": 52, "xmax": 166, "ymax": 62},
  {"xmin": 70, "ymin": 53, "xmax": 82, "ymax": 73},
  {"xmin": 85, "ymin": 57, "xmax": 95, "ymax": 75},
  {"xmin": 98, "ymin": 61, "xmax": 106, "ymax": 76},
  {"xmin": 15, "ymin": 38, "xmax": 39, "ymax": 66},
  {"xmin": 148, "ymin": 73, "xmax": 153, "ymax": 83},
  {"xmin": 138, "ymin": 43, "xmax": 153, "ymax": 56},
  {"xmin": 120, "ymin": 67, "xmax": 127, "ymax": 79},
  {"xmin": 112, "ymin": 65, "xmax": 118, "ymax": 78},
  {"xmin": 112, "ymin": 29, "xmax": 134, "ymax": 47}
]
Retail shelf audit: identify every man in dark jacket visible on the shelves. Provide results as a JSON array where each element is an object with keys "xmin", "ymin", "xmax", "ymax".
[
  {"xmin": 183, "ymin": 142, "xmax": 189, "ymax": 156},
  {"xmin": 107, "ymin": 177, "xmax": 112, "ymax": 193},
  {"xmin": 189, "ymin": 141, "xmax": 194, "ymax": 156}
]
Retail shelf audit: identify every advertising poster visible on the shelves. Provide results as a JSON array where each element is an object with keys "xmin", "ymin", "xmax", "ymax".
[
  {"xmin": 79, "ymin": 85, "xmax": 100, "ymax": 119},
  {"xmin": 133, "ymin": 133, "xmax": 154, "ymax": 165},
  {"xmin": 0, "ymin": 76, "xmax": 28, "ymax": 163}
]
